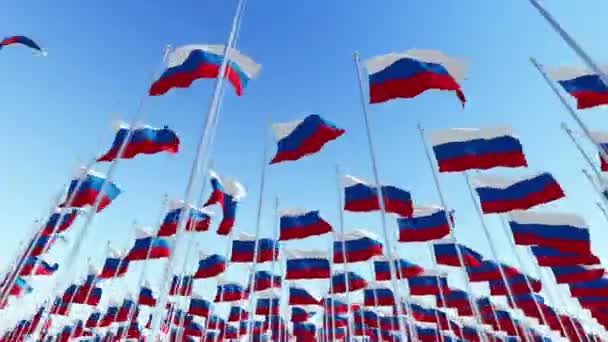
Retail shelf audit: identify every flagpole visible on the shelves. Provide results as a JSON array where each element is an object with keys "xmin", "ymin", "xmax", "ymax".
[
  {"xmin": 416, "ymin": 123, "xmax": 487, "ymax": 341},
  {"xmin": 366, "ymin": 262, "xmax": 383, "ymax": 341},
  {"xmin": 352, "ymin": 50, "xmax": 409, "ymax": 342},
  {"xmin": 150, "ymin": 0, "xmax": 248, "ymax": 335},
  {"xmin": 581, "ymin": 169, "xmax": 608, "ymax": 210},
  {"xmin": 596, "ymin": 201, "xmax": 608, "ymax": 223},
  {"xmin": 426, "ymin": 243, "xmax": 452, "ymax": 341},
  {"xmin": 389, "ymin": 250, "xmax": 419, "ymax": 342},
  {"xmin": 270, "ymin": 196, "xmax": 281, "ymax": 342},
  {"xmin": 334, "ymin": 165, "xmax": 354, "ymax": 342}
]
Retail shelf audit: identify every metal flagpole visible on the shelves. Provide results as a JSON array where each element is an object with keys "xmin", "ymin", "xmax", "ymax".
[
  {"xmin": 527, "ymin": 0, "xmax": 608, "ymax": 87},
  {"xmin": 352, "ymin": 50, "xmax": 409, "ymax": 342},
  {"xmin": 334, "ymin": 165, "xmax": 354, "ymax": 342},
  {"xmin": 596, "ymin": 202, "xmax": 608, "ymax": 223},
  {"xmin": 426, "ymin": 244, "xmax": 452, "ymax": 341},
  {"xmin": 462, "ymin": 172, "xmax": 532, "ymax": 342},
  {"xmin": 366, "ymin": 262, "xmax": 383, "ymax": 342},
  {"xmin": 150, "ymin": 0, "xmax": 248, "ymax": 336},
  {"xmin": 562, "ymin": 123, "xmax": 603, "ymax": 181},
  {"xmin": 582, "ymin": 169, "xmax": 608, "ymax": 210},
  {"xmin": 390, "ymin": 249, "xmax": 419, "ymax": 342},
  {"xmin": 530, "ymin": 58, "xmax": 608, "ymax": 167},
  {"xmin": 416, "ymin": 123, "xmax": 487, "ymax": 342},
  {"xmin": 270, "ymin": 197, "xmax": 280, "ymax": 342}
]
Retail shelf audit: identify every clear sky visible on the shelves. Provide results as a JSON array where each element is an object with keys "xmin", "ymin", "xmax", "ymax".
[{"xmin": 2, "ymin": 0, "xmax": 608, "ymax": 336}]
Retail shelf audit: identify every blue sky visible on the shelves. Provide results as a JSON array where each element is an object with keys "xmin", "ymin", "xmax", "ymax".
[{"xmin": 2, "ymin": 0, "xmax": 608, "ymax": 335}]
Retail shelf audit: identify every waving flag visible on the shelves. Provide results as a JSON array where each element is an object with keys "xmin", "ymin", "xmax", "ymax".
[
  {"xmin": 488, "ymin": 274, "xmax": 541, "ymax": 295},
  {"xmin": 20, "ymin": 256, "xmax": 58, "ymax": 276},
  {"xmin": 169, "ymin": 275, "xmax": 193, "ymax": 296},
  {"xmin": 194, "ymin": 253, "xmax": 225, "ymax": 279},
  {"xmin": 467, "ymin": 260, "xmax": 520, "ymax": 282},
  {"xmin": 365, "ymin": 49, "xmax": 466, "ymax": 106},
  {"xmin": 509, "ymin": 211, "xmax": 590, "ymax": 253},
  {"xmin": 293, "ymin": 322, "xmax": 316, "ymax": 339},
  {"xmin": 547, "ymin": 65, "xmax": 608, "ymax": 110},
  {"xmin": 286, "ymin": 249, "xmax": 330, "ymax": 280},
  {"xmin": 29, "ymin": 235, "xmax": 63, "ymax": 257},
  {"xmin": 97, "ymin": 123, "xmax": 179, "ymax": 162},
  {"xmin": 290, "ymin": 307, "xmax": 314, "ymax": 323},
  {"xmin": 279, "ymin": 209, "xmax": 333, "ymax": 240},
  {"xmin": 530, "ymin": 245, "xmax": 599, "ymax": 267},
  {"xmin": 60, "ymin": 170, "xmax": 121, "ymax": 212},
  {"xmin": 408, "ymin": 271, "xmax": 450, "ymax": 296},
  {"xmin": 433, "ymin": 241, "xmax": 483, "ymax": 268},
  {"xmin": 138, "ymin": 284, "xmax": 157, "ymax": 307},
  {"xmin": 288, "ymin": 286, "xmax": 320, "ymax": 305},
  {"xmin": 40, "ymin": 209, "xmax": 79, "ymax": 236},
  {"xmin": 331, "ymin": 271, "xmax": 367, "ymax": 293},
  {"xmin": 203, "ymin": 170, "xmax": 246, "ymax": 235},
  {"xmin": 230, "ymin": 233, "xmax": 278, "ymax": 263},
  {"xmin": 188, "ymin": 295, "xmax": 211, "ymax": 317},
  {"xmin": 0, "ymin": 36, "xmax": 42, "ymax": 52},
  {"xmin": 569, "ymin": 279, "xmax": 608, "ymax": 297},
  {"xmin": 98, "ymin": 249, "xmax": 129, "ymax": 279},
  {"xmin": 150, "ymin": 44, "xmax": 260, "ymax": 96},
  {"xmin": 215, "ymin": 282, "xmax": 248, "ymax": 302},
  {"xmin": 256, "ymin": 297, "xmax": 280, "ymax": 316},
  {"xmin": 322, "ymin": 297, "xmax": 348, "ymax": 315},
  {"xmin": 251, "ymin": 270, "xmax": 281, "ymax": 292},
  {"xmin": 363, "ymin": 283, "xmax": 395, "ymax": 306},
  {"xmin": 228, "ymin": 306, "xmax": 249, "ymax": 322},
  {"xmin": 270, "ymin": 114, "xmax": 344, "ymax": 164},
  {"xmin": 157, "ymin": 201, "xmax": 211, "ymax": 236},
  {"xmin": 10, "ymin": 277, "xmax": 32, "ymax": 296},
  {"xmin": 397, "ymin": 205, "xmax": 451, "ymax": 242},
  {"xmin": 343, "ymin": 175, "xmax": 413, "ymax": 217},
  {"xmin": 126, "ymin": 231, "xmax": 171, "ymax": 261},
  {"xmin": 473, "ymin": 173, "xmax": 565, "ymax": 214},
  {"xmin": 437, "ymin": 288, "xmax": 472, "ymax": 316},
  {"xmin": 430, "ymin": 126, "xmax": 527, "ymax": 172},
  {"xmin": 551, "ymin": 265, "xmax": 604, "ymax": 284},
  {"xmin": 333, "ymin": 230, "xmax": 383, "ymax": 263},
  {"xmin": 374, "ymin": 258, "xmax": 424, "ymax": 280}
]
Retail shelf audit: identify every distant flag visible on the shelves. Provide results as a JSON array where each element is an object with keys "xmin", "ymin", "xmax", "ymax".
[
  {"xmin": 286, "ymin": 249, "xmax": 330, "ymax": 280},
  {"xmin": 365, "ymin": 49, "xmax": 466, "ymax": 106},
  {"xmin": 228, "ymin": 306, "xmax": 249, "ymax": 322},
  {"xmin": 433, "ymin": 241, "xmax": 483, "ymax": 268},
  {"xmin": 149, "ymin": 44, "xmax": 261, "ymax": 96},
  {"xmin": 278, "ymin": 209, "xmax": 333, "ymax": 240},
  {"xmin": 193, "ymin": 253, "xmax": 226, "ymax": 279},
  {"xmin": 569, "ymin": 279, "xmax": 608, "ymax": 297},
  {"xmin": 125, "ymin": 229, "xmax": 171, "ymax": 261},
  {"xmin": 169, "ymin": 275, "xmax": 194, "ymax": 296},
  {"xmin": 60, "ymin": 169, "xmax": 121, "ymax": 212},
  {"xmin": 374, "ymin": 258, "xmax": 424, "ymax": 281},
  {"xmin": 530, "ymin": 245, "xmax": 600, "ymax": 267},
  {"xmin": 138, "ymin": 283, "xmax": 157, "ymax": 307},
  {"xmin": 290, "ymin": 307, "xmax": 314, "ymax": 323},
  {"xmin": 188, "ymin": 295, "xmax": 211, "ymax": 317},
  {"xmin": 288, "ymin": 285, "xmax": 320, "ymax": 306},
  {"xmin": 97, "ymin": 123, "xmax": 179, "ymax": 162},
  {"xmin": 322, "ymin": 296, "xmax": 348, "ymax": 315},
  {"xmin": 230, "ymin": 233, "xmax": 278, "ymax": 263},
  {"xmin": 270, "ymin": 114, "xmax": 345, "ymax": 164},
  {"xmin": 251, "ymin": 270, "xmax": 281, "ymax": 292},
  {"xmin": 203, "ymin": 170, "xmax": 246, "ymax": 235},
  {"xmin": 256, "ymin": 297, "xmax": 280, "ymax": 316},
  {"xmin": 331, "ymin": 271, "xmax": 367, "ymax": 293},
  {"xmin": 98, "ymin": 248, "xmax": 129, "ymax": 279},
  {"xmin": 20, "ymin": 256, "xmax": 58, "ymax": 276},
  {"xmin": 157, "ymin": 200, "xmax": 212, "ymax": 236},
  {"xmin": 342, "ymin": 175, "xmax": 413, "ymax": 217},
  {"xmin": 508, "ymin": 210, "xmax": 591, "ymax": 253},
  {"xmin": 467, "ymin": 260, "xmax": 520, "ymax": 282},
  {"xmin": 0, "ymin": 36, "xmax": 42, "ymax": 52},
  {"xmin": 473, "ymin": 172, "xmax": 565, "ymax": 214},
  {"xmin": 10, "ymin": 277, "xmax": 32, "ymax": 296},
  {"xmin": 29, "ymin": 235, "xmax": 63, "ymax": 256},
  {"xmin": 547, "ymin": 65, "xmax": 608, "ymax": 110},
  {"xmin": 437, "ymin": 288, "xmax": 473, "ymax": 316},
  {"xmin": 363, "ymin": 283, "xmax": 395, "ymax": 306},
  {"xmin": 430, "ymin": 126, "xmax": 527, "ymax": 172},
  {"xmin": 40, "ymin": 209, "xmax": 79, "ymax": 236},
  {"xmin": 551, "ymin": 265, "xmax": 604, "ymax": 284},
  {"xmin": 214, "ymin": 282, "xmax": 248, "ymax": 302},
  {"xmin": 333, "ymin": 230, "xmax": 383, "ymax": 263},
  {"xmin": 397, "ymin": 205, "xmax": 451, "ymax": 242},
  {"xmin": 488, "ymin": 274, "xmax": 541, "ymax": 295},
  {"xmin": 408, "ymin": 271, "xmax": 450, "ymax": 296}
]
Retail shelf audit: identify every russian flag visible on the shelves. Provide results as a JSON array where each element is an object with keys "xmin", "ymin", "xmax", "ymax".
[
  {"xmin": 98, "ymin": 249, "xmax": 129, "ymax": 279},
  {"xmin": 20, "ymin": 256, "xmax": 58, "ymax": 276},
  {"xmin": 509, "ymin": 210, "xmax": 590, "ymax": 253},
  {"xmin": 169, "ymin": 275, "xmax": 193, "ymax": 296},
  {"xmin": 278, "ymin": 209, "xmax": 333, "ymax": 240},
  {"xmin": 530, "ymin": 245, "xmax": 599, "ymax": 267},
  {"xmin": 331, "ymin": 271, "xmax": 367, "ymax": 293},
  {"xmin": 0, "ymin": 36, "xmax": 42, "ymax": 52},
  {"xmin": 342, "ymin": 175, "xmax": 413, "ymax": 217},
  {"xmin": 397, "ymin": 205, "xmax": 451, "ymax": 242},
  {"xmin": 551, "ymin": 265, "xmax": 604, "ymax": 284},
  {"xmin": 29, "ymin": 235, "xmax": 59, "ymax": 256},
  {"xmin": 288, "ymin": 285, "xmax": 320, "ymax": 305},
  {"xmin": 290, "ymin": 307, "xmax": 314, "ymax": 323},
  {"xmin": 363, "ymin": 283, "xmax": 395, "ymax": 306},
  {"xmin": 547, "ymin": 65, "xmax": 608, "ymax": 110},
  {"xmin": 188, "ymin": 295, "xmax": 211, "ymax": 317},
  {"xmin": 126, "ymin": 231, "xmax": 171, "ymax": 261},
  {"xmin": 269, "ymin": 114, "xmax": 344, "ymax": 164},
  {"xmin": 203, "ymin": 170, "xmax": 246, "ymax": 235},
  {"xmin": 408, "ymin": 271, "xmax": 450, "ymax": 296},
  {"xmin": 286, "ymin": 249, "xmax": 330, "ymax": 280},
  {"xmin": 467, "ymin": 260, "xmax": 520, "ymax": 282},
  {"xmin": 433, "ymin": 241, "xmax": 483, "ymax": 268},
  {"xmin": 50, "ymin": 297, "xmax": 69, "ymax": 316},
  {"xmin": 438, "ymin": 288, "xmax": 472, "ymax": 316},
  {"xmin": 415, "ymin": 324, "xmax": 442, "ymax": 342},
  {"xmin": 251, "ymin": 270, "xmax": 281, "ymax": 292},
  {"xmin": 230, "ymin": 233, "xmax": 278, "ymax": 263},
  {"xmin": 223, "ymin": 324, "xmax": 239, "ymax": 339},
  {"xmin": 138, "ymin": 284, "xmax": 157, "ymax": 307},
  {"xmin": 149, "ymin": 44, "xmax": 261, "ymax": 96},
  {"xmin": 40, "ymin": 209, "xmax": 79, "ymax": 236},
  {"xmin": 569, "ymin": 278, "xmax": 608, "ymax": 297},
  {"xmin": 194, "ymin": 253, "xmax": 226, "ymax": 279},
  {"xmin": 374, "ymin": 258, "xmax": 424, "ymax": 280},
  {"xmin": 333, "ymin": 230, "xmax": 383, "ymax": 263},
  {"xmin": 97, "ymin": 123, "xmax": 179, "ymax": 162},
  {"xmin": 577, "ymin": 297, "xmax": 608, "ymax": 310},
  {"xmin": 228, "ymin": 306, "xmax": 249, "ymax": 322},
  {"xmin": 10, "ymin": 277, "xmax": 32, "ymax": 296},
  {"xmin": 157, "ymin": 201, "xmax": 212, "ymax": 236},
  {"xmin": 60, "ymin": 169, "xmax": 121, "ymax": 213},
  {"xmin": 214, "ymin": 282, "xmax": 248, "ymax": 302},
  {"xmin": 256, "ymin": 297, "xmax": 280, "ymax": 316},
  {"xmin": 488, "ymin": 274, "xmax": 541, "ymax": 295},
  {"xmin": 365, "ymin": 49, "xmax": 466, "ymax": 106},
  {"xmin": 431, "ymin": 126, "xmax": 527, "ymax": 173},
  {"xmin": 473, "ymin": 173, "xmax": 565, "ymax": 214}
]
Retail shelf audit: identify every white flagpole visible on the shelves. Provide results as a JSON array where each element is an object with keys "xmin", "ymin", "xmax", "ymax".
[
  {"xmin": 463, "ymin": 172, "xmax": 532, "ymax": 342},
  {"xmin": 334, "ymin": 166, "xmax": 354, "ymax": 342},
  {"xmin": 365, "ymin": 262, "xmax": 383, "ymax": 342},
  {"xmin": 270, "ymin": 197, "xmax": 281, "ymax": 342},
  {"xmin": 581, "ymin": 169, "xmax": 608, "ymax": 210},
  {"xmin": 150, "ymin": 0, "xmax": 248, "ymax": 336},
  {"xmin": 416, "ymin": 123, "xmax": 487, "ymax": 341},
  {"xmin": 389, "ymin": 250, "xmax": 420, "ymax": 342},
  {"xmin": 528, "ymin": 0, "xmax": 608, "ymax": 87},
  {"xmin": 352, "ymin": 50, "xmax": 409, "ymax": 342},
  {"xmin": 596, "ymin": 201, "xmax": 608, "ymax": 223},
  {"xmin": 425, "ymin": 245, "xmax": 451, "ymax": 341},
  {"xmin": 562, "ymin": 123, "xmax": 603, "ymax": 181}
]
